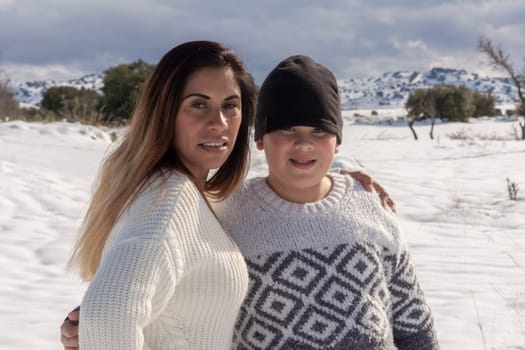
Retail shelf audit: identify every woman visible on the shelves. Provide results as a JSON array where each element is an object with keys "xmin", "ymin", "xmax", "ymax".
[{"xmin": 69, "ymin": 40, "xmax": 255, "ymax": 349}]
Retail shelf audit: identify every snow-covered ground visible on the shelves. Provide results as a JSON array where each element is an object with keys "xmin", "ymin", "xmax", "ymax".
[{"xmin": 1, "ymin": 113, "xmax": 524, "ymax": 349}]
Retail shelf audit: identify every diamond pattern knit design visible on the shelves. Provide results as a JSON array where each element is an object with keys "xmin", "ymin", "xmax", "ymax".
[{"xmin": 232, "ymin": 242, "xmax": 418, "ymax": 349}]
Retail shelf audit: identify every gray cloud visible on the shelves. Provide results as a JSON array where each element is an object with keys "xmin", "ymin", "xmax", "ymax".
[{"xmin": 0, "ymin": 0, "xmax": 523, "ymax": 82}]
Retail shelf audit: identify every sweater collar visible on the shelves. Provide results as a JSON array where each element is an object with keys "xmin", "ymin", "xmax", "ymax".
[{"xmin": 249, "ymin": 172, "xmax": 348, "ymax": 215}]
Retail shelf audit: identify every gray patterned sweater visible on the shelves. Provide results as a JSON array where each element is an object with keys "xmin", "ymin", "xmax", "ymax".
[{"xmin": 214, "ymin": 173, "xmax": 439, "ymax": 350}]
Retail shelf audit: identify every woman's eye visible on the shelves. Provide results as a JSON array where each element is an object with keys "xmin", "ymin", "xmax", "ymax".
[
  {"xmin": 192, "ymin": 101, "xmax": 206, "ymax": 109},
  {"xmin": 223, "ymin": 102, "xmax": 238, "ymax": 110}
]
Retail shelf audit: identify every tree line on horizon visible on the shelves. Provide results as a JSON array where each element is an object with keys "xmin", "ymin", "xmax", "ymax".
[
  {"xmin": 0, "ymin": 59, "xmax": 155, "ymax": 125},
  {"xmin": 0, "ymin": 36, "xmax": 524, "ymax": 139},
  {"xmin": 405, "ymin": 85, "xmax": 498, "ymax": 140}
]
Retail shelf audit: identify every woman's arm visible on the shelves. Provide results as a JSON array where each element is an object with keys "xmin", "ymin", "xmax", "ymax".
[
  {"xmin": 338, "ymin": 169, "xmax": 396, "ymax": 213},
  {"xmin": 79, "ymin": 238, "xmax": 175, "ymax": 349}
]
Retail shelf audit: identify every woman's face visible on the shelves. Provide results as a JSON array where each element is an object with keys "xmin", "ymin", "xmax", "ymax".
[{"xmin": 174, "ymin": 66, "xmax": 242, "ymax": 184}]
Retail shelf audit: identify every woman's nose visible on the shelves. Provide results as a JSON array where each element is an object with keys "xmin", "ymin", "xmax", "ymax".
[{"xmin": 207, "ymin": 109, "xmax": 227, "ymax": 131}]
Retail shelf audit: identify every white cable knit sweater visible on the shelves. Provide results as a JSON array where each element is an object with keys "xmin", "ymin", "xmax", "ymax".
[
  {"xmin": 214, "ymin": 173, "xmax": 439, "ymax": 350},
  {"xmin": 79, "ymin": 172, "xmax": 249, "ymax": 350}
]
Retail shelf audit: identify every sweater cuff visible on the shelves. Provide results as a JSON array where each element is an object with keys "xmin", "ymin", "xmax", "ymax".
[{"xmin": 395, "ymin": 324, "xmax": 440, "ymax": 350}]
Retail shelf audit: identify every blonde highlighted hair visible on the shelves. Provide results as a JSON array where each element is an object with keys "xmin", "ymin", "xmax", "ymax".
[{"xmin": 69, "ymin": 41, "xmax": 255, "ymax": 281}]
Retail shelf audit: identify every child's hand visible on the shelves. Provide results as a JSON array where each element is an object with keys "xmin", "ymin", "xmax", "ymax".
[
  {"xmin": 60, "ymin": 306, "xmax": 80, "ymax": 350},
  {"xmin": 341, "ymin": 170, "xmax": 396, "ymax": 213}
]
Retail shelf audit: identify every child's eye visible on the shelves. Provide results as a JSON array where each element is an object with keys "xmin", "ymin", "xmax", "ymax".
[
  {"xmin": 282, "ymin": 127, "xmax": 295, "ymax": 133},
  {"xmin": 312, "ymin": 128, "xmax": 325, "ymax": 134}
]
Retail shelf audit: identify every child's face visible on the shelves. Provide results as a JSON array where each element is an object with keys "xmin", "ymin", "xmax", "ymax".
[{"xmin": 256, "ymin": 125, "xmax": 338, "ymax": 202}]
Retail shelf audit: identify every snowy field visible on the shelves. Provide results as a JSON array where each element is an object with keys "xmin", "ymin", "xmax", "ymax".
[{"xmin": 1, "ymin": 111, "xmax": 524, "ymax": 349}]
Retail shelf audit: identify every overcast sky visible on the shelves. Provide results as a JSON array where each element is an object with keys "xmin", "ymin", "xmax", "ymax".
[{"xmin": 1, "ymin": 0, "xmax": 524, "ymax": 84}]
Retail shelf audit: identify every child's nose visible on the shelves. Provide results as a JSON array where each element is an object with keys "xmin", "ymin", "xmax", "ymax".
[{"xmin": 293, "ymin": 136, "xmax": 314, "ymax": 151}]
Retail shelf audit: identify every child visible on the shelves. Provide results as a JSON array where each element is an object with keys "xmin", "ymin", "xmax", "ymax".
[{"xmin": 215, "ymin": 55, "xmax": 439, "ymax": 349}]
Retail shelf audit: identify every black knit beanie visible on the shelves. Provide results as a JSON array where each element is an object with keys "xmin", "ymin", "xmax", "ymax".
[{"xmin": 254, "ymin": 55, "xmax": 343, "ymax": 144}]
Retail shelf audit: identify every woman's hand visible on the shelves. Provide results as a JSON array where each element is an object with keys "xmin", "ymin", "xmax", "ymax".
[{"xmin": 60, "ymin": 307, "xmax": 80, "ymax": 350}]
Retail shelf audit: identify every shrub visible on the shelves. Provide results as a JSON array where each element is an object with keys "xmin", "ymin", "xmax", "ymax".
[
  {"xmin": 472, "ymin": 91, "xmax": 497, "ymax": 117},
  {"xmin": 406, "ymin": 85, "xmax": 493, "ymax": 122},
  {"xmin": 433, "ymin": 85, "xmax": 474, "ymax": 122},
  {"xmin": 41, "ymin": 86, "xmax": 101, "ymax": 122},
  {"xmin": 99, "ymin": 59, "xmax": 155, "ymax": 122},
  {"xmin": 507, "ymin": 178, "xmax": 519, "ymax": 200}
]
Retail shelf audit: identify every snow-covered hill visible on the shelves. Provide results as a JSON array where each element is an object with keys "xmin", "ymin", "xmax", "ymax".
[
  {"xmin": 8, "ymin": 67, "xmax": 520, "ymax": 110},
  {"xmin": 9, "ymin": 73, "xmax": 103, "ymax": 108},
  {"xmin": 338, "ymin": 67, "xmax": 518, "ymax": 110}
]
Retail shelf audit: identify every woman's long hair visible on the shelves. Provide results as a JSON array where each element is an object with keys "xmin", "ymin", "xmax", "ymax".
[{"xmin": 69, "ymin": 41, "xmax": 255, "ymax": 281}]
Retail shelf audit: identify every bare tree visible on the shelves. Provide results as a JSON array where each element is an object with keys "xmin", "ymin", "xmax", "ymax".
[
  {"xmin": 478, "ymin": 35, "xmax": 525, "ymax": 140},
  {"xmin": 0, "ymin": 71, "xmax": 19, "ymax": 120}
]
